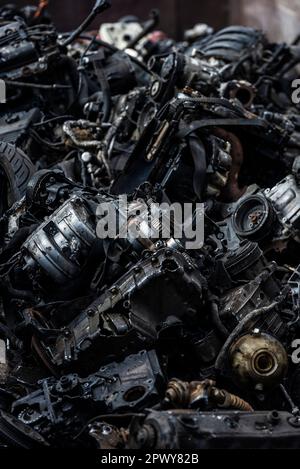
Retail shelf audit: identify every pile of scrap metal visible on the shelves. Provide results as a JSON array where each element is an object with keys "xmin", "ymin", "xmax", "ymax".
[{"xmin": 1, "ymin": 0, "xmax": 300, "ymax": 449}]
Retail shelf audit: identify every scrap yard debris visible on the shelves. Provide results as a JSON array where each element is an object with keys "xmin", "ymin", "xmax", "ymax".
[{"xmin": 0, "ymin": 0, "xmax": 300, "ymax": 449}]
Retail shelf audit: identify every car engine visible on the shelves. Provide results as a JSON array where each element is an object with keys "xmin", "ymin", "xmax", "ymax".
[{"xmin": 0, "ymin": 0, "xmax": 300, "ymax": 450}]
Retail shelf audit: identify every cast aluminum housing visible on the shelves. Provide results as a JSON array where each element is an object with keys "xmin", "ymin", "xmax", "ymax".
[
  {"xmin": 265, "ymin": 174, "xmax": 300, "ymax": 241},
  {"xmin": 22, "ymin": 197, "xmax": 97, "ymax": 283}
]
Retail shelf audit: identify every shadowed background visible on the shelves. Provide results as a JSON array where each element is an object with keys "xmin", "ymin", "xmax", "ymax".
[{"xmin": 1, "ymin": 0, "xmax": 300, "ymax": 42}]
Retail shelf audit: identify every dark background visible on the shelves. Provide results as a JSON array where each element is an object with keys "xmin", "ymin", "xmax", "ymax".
[
  {"xmin": 0, "ymin": 0, "xmax": 229, "ymax": 38},
  {"xmin": 0, "ymin": 0, "xmax": 300, "ymax": 42}
]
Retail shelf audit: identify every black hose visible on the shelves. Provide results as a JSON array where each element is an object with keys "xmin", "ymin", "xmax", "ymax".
[
  {"xmin": 93, "ymin": 61, "xmax": 112, "ymax": 124},
  {"xmin": 188, "ymin": 135, "xmax": 207, "ymax": 202},
  {"xmin": 60, "ymin": 0, "xmax": 111, "ymax": 47},
  {"xmin": 211, "ymin": 301, "xmax": 229, "ymax": 338},
  {"xmin": 4, "ymin": 80, "xmax": 71, "ymax": 90},
  {"xmin": 33, "ymin": 115, "xmax": 74, "ymax": 127},
  {"xmin": 6, "ymin": 286, "xmax": 35, "ymax": 301}
]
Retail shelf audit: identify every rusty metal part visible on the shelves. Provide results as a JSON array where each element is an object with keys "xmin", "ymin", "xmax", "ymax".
[
  {"xmin": 165, "ymin": 378, "xmax": 253, "ymax": 411},
  {"xmin": 34, "ymin": 0, "xmax": 49, "ymax": 19},
  {"xmin": 210, "ymin": 387, "xmax": 253, "ymax": 411},
  {"xmin": 213, "ymin": 128, "xmax": 246, "ymax": 202},
  {"xmin": 164, "ymin": 378, "xmax": 190, "ymax": 407},
  {"xmin": 223, "ymin": 80, "xmax": 257, "ymax": 108},
  {"xmin": 189, "ymin": 380, "xmax": 215, "ymax": 407},
  {"xmin": 229, "ymin": 332, "xmax": 288, "ymax": 390}
]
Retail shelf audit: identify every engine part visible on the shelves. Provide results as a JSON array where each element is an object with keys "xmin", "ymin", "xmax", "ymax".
[
  {"xmin": 233, "ymin": 175, "xmax": 300, "ymax": 245},
  {"xmin": 46, "ymin": 247, "xmax": 205, "ymax": 368},
  {"xmin": 266, "ymin": 175, "xmax": 300, "ymax": 243},
  {"xmin": 0, "ymin": 1, "xmax": 300, "ymax": 450},
  {"xmin": 11, "ymin": 350, "xmax": 164, "ymax": 445},
  {"xmin": 129, "ymin": 410, "xmax": 300, "ymax": 449},
  {"xmin": 164, "ymin": 378, "xmax": 253, "ymax": 411},
  {"xmin": 220, "ymin": 80, "xmax": 257, "ymax": 108},
  {"xmin": 229, "ymin": 331, "xmax": 288, "ymax": 390},
  {"xmin": 0, "ymin": 19, "xmax": 59, "ymax": 80},
  {"xmin": 233, "ymin": 194, "xmax": 276, "ymax": 241},
  {"xmin": 0, "ymin": 141, "xmax": 35, "ymax": 215},
  {"xmin": 22, "ymin": 196, "xmax": 97, "ymax": 284},
  {"xmin": 0, "ymin": 410, "xmax": 47, "ymax": 448}
]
